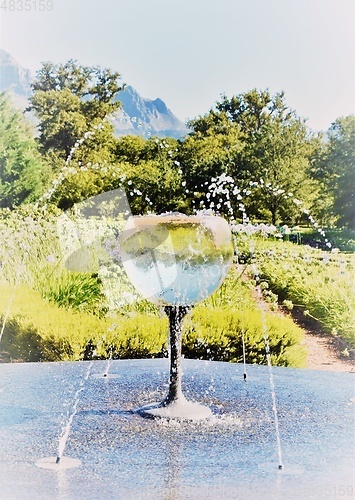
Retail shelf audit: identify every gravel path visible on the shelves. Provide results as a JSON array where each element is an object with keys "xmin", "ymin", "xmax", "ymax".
[
  {"xmin": 301, "ymin": 326, "xmax": 354, "ymax": 373},
  {"xmin": 251, "ymin": 277, "xmax": 354, "ymax": 373}
]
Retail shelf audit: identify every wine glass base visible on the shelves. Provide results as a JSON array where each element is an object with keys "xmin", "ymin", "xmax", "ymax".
[{"xmin": 137, "ymin": 399, "xmax": 213, "ymax": 421}]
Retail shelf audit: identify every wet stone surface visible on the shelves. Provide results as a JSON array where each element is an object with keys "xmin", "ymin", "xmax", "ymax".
[{"xmin": 0, "ymin": 359, "xmax": 354, "ymax": 499}]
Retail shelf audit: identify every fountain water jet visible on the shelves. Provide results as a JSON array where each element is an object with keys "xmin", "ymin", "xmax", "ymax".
[
  {"xmin": 36, "ymin": 361, "xmax": 94, "ymax": 470},
  {"xmin": 241, "ymin": 333, "xmax": 247, "ymax": 381}
]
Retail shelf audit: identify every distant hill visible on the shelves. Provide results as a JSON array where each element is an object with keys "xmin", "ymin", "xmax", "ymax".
[{"xmin": 0, "ymin": 50, "xmax": 188, "ymax": 139}]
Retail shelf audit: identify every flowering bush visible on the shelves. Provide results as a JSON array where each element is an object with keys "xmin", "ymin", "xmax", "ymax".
[{"xmin": 247, "ymin": 238, "xmax": 355, "ymax": 346}]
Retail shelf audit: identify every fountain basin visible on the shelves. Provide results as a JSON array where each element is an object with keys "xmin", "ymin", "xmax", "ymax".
[{"xmin": 0, "ymin": 359, "xmax": 353, "ymax": 499}]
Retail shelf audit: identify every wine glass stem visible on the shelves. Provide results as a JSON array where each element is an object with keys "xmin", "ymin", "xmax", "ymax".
[{"xmin": 164, "ymin": 305, "xmax": 190, "ymax": 405}]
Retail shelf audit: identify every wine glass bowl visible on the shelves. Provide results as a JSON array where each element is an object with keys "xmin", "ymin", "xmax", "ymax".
[{"xmin": 120, "ymin": 213, "xmax": 234, "ymax": 306}]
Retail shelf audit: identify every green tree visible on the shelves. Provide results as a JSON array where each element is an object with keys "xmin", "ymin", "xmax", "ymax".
[
  {"xmin": 116, "ymin": 137, "xmax": 186, "ymax": 214},
  {"xmin": 187, "ymin": 89, "xmax": 322, "ymax": 224},
  {"xmin": 178, "ymin": 120, "xmax": 243, "ymax": 213},
  {"xmin": 0, "ymin": 93, "xmax": 47, "ymax": 208},
  {"xmin": 27, "ymin": 60, "xmax": 124, "ymax": 162},
  {"xmin": 319, "ymin": 116, "xmax": 355, "ymax": 228},
  {"xmin": 114, "ymin": 135, "xmax": 149, "ymax": 165},
  {"xmin": 243, "ymin": 117, "xmax": 322, "ymax": 224},
  {"xmin": 50, "ymin": 136, "xmax": 185, "ymax": 213}
]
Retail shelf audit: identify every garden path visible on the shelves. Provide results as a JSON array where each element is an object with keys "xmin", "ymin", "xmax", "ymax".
[
  {"xmin": 297, "ymin": 316, "xmax": 354, "ymax": 373},
  {"xmin": 250, "ymin": 276, "xmax": 355, "ymax": 373}
]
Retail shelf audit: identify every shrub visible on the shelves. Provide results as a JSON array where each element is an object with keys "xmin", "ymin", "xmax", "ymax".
[
  {"xmin": 0, "ymin": 284, "xmax": 106, "ymax": 361},
  {"xmin": 92, "ymin": 315, "xmax": 168, "ymax": 360},
  {"xmin": 0, "ymin": 284, "xmax": 167, "ymax": 361},
  {"xmin": 245, "ymin": 238, "xmax": 355, "ymax": 346},
  {"xmin": 0, "ymin": 282, "xmax": 306, "ymax": 367},
  {"xmin": 183, "ymin": 305, "xmax": 307, "ymax": 368}
]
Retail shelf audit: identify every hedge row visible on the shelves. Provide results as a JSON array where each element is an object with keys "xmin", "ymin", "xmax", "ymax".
[{"xmin": 0, "ymin": 283, "xmax": 306, "ymax": 367}]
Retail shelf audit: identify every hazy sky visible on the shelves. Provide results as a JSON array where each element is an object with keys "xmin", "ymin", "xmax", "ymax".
[{"xmin": 1, "ymin": 0, "xmax": 354, "ymax": 131}]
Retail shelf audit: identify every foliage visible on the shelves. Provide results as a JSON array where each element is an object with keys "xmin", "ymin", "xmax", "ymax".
[
  {"xmin": 178, "ymin": 120, "xmax": 243, "ymax": 212},
  {"xmin": 0, "ymin": 93, "xmax": 48, "ymax": 208},
  {"xmin": 0, "ymin": 215, "xmax": 307, "ymax": 367},
  {"xmin": 116, "ymin": 137, "xmax": 188, "ymax": 214},
  {"xmin": 41, "ymin": 135, "xmax": 188, "ymax": 212},
  {"xmin": 0, "ymin": 205, "xmax": 130, "ymax": 318},
  {"xmin": 184, "ymin": 306, "xmax": 306, "ymax": 367},
  {"xmin": 27, "ymin": 60, "xmax": 124, "ymax": 161},
  {"xmin": 187, "ymin": 89, "xmax": 322, "ymax": 224},
  {"xmin": 242, "ymin": 237, "xmax": 355, "ymax": 346},
  {"xmin": 316, "ymin": 116, "xmax": 355, "ymax": 228},
  {"xmin": 183, "ymin": 267, "xmax": 306, "ymax": 367},
  {"xmin": 0, "ymin": 205, "xmax": 62, "ymax": 287},
  {"xmin": 3, "ymin": 203, "xmax": 353, "ymax": 366},
  {"xmin": 40, "ymin": 272, "xmax": 107, "ymax": 316},
  {"xmin": 0, "ymin": 280, "xmax": 306, "ymax": 367},
  {"xmin": 115, "ymin": 134, "xmax": 164, "ymax": 164},
  {"xmin": 301, "ymin": 228, "xmax": 355, "ymax": 252},
  {"xmin": 21, "ymin": 76, "xmax": 347, "ymax": 230},
  {"xmin": 0, "ymin": 284, "xmax": 167, "ymax": 362},
  {"xmin": 0, "ymin": 284, "xmax": 101, "ymax": 361},
  {"xmin": 48, "ymin": 161, "xmax": 126, "ymax": 210}
]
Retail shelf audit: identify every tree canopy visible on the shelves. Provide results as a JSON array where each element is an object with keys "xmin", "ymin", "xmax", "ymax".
[
  {"xmin": 0, "ymin": 93, "xmax": 47, "ymax": 208},
  {"xmin": 27, "ymin": 60, "xmax": 124, "ymax": 162},
  {"xmin": 317, "ymin": 115, "xmax": 355, "ymax": 228},
  {"xmin": 186, "ymin": 89, "xmax": 322, "ymax": 223},
  {"xmin": 3, "ymin": 61, "xmax": 352, "ymax": 231}
]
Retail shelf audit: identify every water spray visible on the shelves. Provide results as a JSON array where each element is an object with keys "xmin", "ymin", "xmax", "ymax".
[
  {"xmin": 260, "ymin": 301, "xmax": 284, "ymax": 471},
  {"xmin": 55, "ymin": 361, "xmax": 93, "ymax": 465}
]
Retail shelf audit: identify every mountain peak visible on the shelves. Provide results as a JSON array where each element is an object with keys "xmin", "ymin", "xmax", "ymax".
[
  {"xmin": 114, "ymin": 85, "xmax": 187, "ymax": 138},
  {"xmin": 151, "ymin": 98, "xmax": 168, "ymax": 114},
  {"xmin": 0, "ymin": 50, "xmax": 32, "ymax": 96},
  {"xmin": 0, "ymin": 49, "xmax": 14, "ymax": 64}
]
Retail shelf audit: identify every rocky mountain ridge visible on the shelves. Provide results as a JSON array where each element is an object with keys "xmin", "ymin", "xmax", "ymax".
[{"xmin": 113, "ymin": 85, "xmax": 188, "ymax": 138}]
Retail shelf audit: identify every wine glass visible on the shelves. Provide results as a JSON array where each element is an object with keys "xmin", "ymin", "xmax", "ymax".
[{"xmin": 120, "ymin": 213, "xmax": 234, "ymax": 419}]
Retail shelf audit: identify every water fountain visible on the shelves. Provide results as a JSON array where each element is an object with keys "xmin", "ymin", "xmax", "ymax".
[
  {"xmin": 0, "ymin": 161, "xmax": 354, "ymax": 496},
  {"xmin": 120, "ymin": 213, "xmax": 234, "ymax": 419}
]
